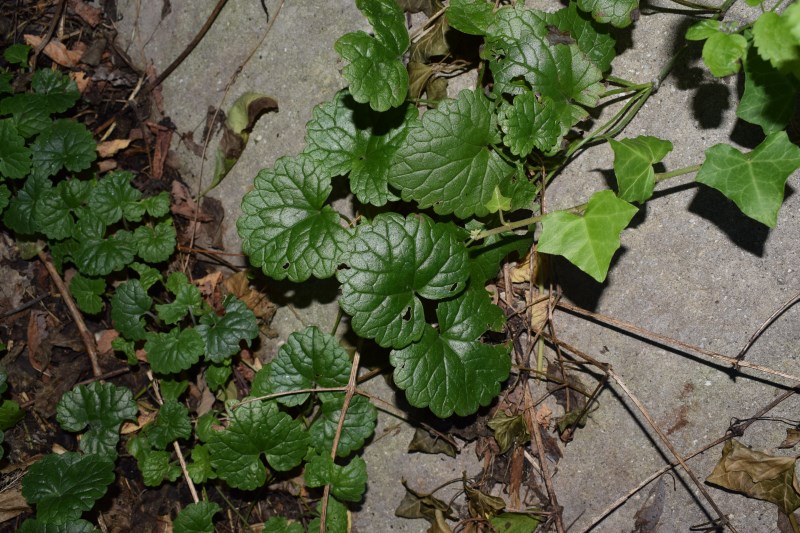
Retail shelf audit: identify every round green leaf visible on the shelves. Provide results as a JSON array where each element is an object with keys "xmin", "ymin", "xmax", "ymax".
[
  {"xmin": 69, "ymin": 273, "xmax": 105, "ymax": 315},
  {"xmin": 196, "ymin": 295, "xmax": 259, "ymax": 363},
  {"xmin": 31, "ymin": 119, "xmax": 96, "ymax": 179},
  {"xmin": 0, "ymin": 119, "xmax": 31, "ymax": 179},
  {"xmin": 576, "ymin": 0, "xmax": 638, "ymax": 28},
  {"xmin": 31, "ymin": 69, "xmax": 80, "ymax": 113},
  {"xmin": 144, "ymin": 327, "xmax": 205, "ymax": 374},
  {"xmin": 304, "ymin": 454, "xmax": 367, "ymax": 502},
  {"xmin": 499, "ymin": 92, "xmax": 563, "ymax": 156},
  {"xmin": 87, "ymin": 171, "xmax": 142, "ymax": 225},
  {"xmin": 144, "ymin": 400, "xmax": 192, "ymax": 449},
  {"xmin": 309, "ymin": 394, "xmax": 377, "ymax": 457},
  {"xmin": 174, "ymin": 501, "xmax": 221, "ymax": 533},
  {"xmin": 110, "ymin": 279, "xmax": 152, "ymax": 341}
]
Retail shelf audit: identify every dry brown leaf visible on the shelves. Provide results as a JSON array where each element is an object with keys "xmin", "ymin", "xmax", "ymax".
[
  {"xmin": 633, "ymin": 477, "xmax": 666, "ymax": 532},
  {"xmin": 0, "ymin": 487, "xmax": 31, "ymax": 523},
  {"xmin": 26, "ymin": 310, "xmax": 49, "ymax": 372},
  {"xmin": 779, "ymin": 429, "xmax": 800, "ymax": 449},
  {"xmin": 96, "ymin": 138, "xmax": 131, "ymax": 158},
  {"xmin": 535, "ymin": 403, "xmax": 552, "ymax": 427},
  {"xmin": 224, "ymin": 271, "xmax": 277, "ymax": 325},
  {"xmin": 96, "ymin": 159, "xmax": 118, "ymax": 173},
  {"xmin": 171, "ymin": 180, "xmax": 214, "ymax": 221},
  {"xmin": 68, "ymin": 0, "xmax": 103, "ymax": 26},
  {"xmin": 147, "ymin": 122, "xmax": 173, "ymax": 179},
  {"xmin": 706, "ymin": 439, "xmax": 800, "ymax": 515},
  {"xmin": 428, "ymin": 509, "xmax": 455, "ymax": 533},
  {"xmin": 69, "ymin": 70, "xmax": 90, "ymax": 92},
  {"xmin": 23, "ymin": 35, "xmax": 82, "ymax": 67},
  {"xmin": 95, "ymin": 329, "xmax": 119, "ymax": 356},
  {"xmin": 529, "ymin": 292, "xmax": 549, "ymax": 332}
]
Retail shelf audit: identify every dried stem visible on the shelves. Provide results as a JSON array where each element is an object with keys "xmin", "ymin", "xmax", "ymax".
[{"xmin": 736, "ymin": 291, "xmax": 800, "ymax": 362}]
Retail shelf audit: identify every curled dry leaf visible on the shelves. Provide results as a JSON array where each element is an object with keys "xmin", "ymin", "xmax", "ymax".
[
  {"xmin": 23, "ymin": 35, "xmax": 83, "ymax": 67},
  {"xmin": 96, "ymin": 138, "xmax": 131, "ymax": 158},
  {"xmin": 68, "ymin": 0, "xmax": 103, "ymax": 27},
  {"xmin": 779, "ymin": 429, "xmax": 800, "ymax": 449}
]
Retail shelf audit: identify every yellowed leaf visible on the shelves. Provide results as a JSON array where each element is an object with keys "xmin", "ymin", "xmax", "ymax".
[{"xmin": 96, "ymin": 138, "xmax": 131, "ymax": 158}]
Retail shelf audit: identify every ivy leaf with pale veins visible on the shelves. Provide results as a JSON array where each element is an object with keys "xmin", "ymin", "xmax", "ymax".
[
  {"xmin": 144, "ymin": 327, "xmax": 205, "ymax": 374},
  {"xmin": 0, "ymin": 119, "xmax": 31, "ymax": 179},
  {"xmin": 390, "ymin": 289, "xmax": 510, "ymax": 417},
  {"xmin": 22, "ymin": 452, "xmax": 115, "ymax": 523},
  {"xmin": 69, "ymin": 273, "xmax": 105, "ymax": 315},
  {"xmin": 305, "ymin": 90, "xmax": 417, "ymax": 206},
  {"xmin": 266, "ymin": 326, "xmax": 351, "ymax": 406},
  {"xmin": 56, "ymin": 382, "xmax": 137, "ymax": 457},
  {"xmin": 304, "ymin": 454, "xmax": 367, "ymax": 502},
  {"xmin": 310, "ymin": 394, "xmax": 377, "ymax": 457},
  {"xmin": 610, "ymin": 135, "xmax": 673, "ymax": 203},
  {"xmin": 737, "ymin": 48, "xmax": 799, "ymax": 134},
  {"xmin": 196, "ymin": 295, "xmax": 259, "ymax": 363},
  {"xmin": 576, "ymin": 0, "xmax": 639, "ymax": 28},
  {"xmin": 337, "ymin": 213, "xmax": 469, "ymax": 349},
  {"xmin": 111, "ymin": 279, "xmax": 152, "ymax": 341},
  {"xmin": 498, "ymin": 92, "xmax": 562, "ymax": 156},
  {"xmin": 144, "ymin": 400, "xmax": 192, "ymax": 449},
  {"xmin": 334, "ymin": 0, "xmax": 409, "ymax": 112},
  {"xmin": 389, "ymin": 89, "xmax": 514, "ymax": 218},
  {"xmin": 30, "ymin": 119, "xmax": 96, "ymax": 180},
  {"xmin": 173, "ymin": 501, "xmax": 221, "ymax": 533},
  {"xmin": 753, "ymin": 11, "xmax": 800, "ymax": 77},
  {"xmin": 208, "ymin": 400, "xmax": 310, "ymax": 490},
  {"xmin": 695, "ymin": 131, "xmax": 800, "ymax": 228},
  {"xmin": 237, "ymin": 154, "xmax": 350, "ymax": 282},
  {"xmin": 538, "ymin": 190, "xmax": 638, "ymax": 282}
]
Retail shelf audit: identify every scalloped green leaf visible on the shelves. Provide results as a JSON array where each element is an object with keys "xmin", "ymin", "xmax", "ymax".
[
  {"xmin": 56, "ymin": 382, "xmax": 137, "ymax": 458},
  {"xmin": 69, "ymin": 272, "xmax": 105, "ymax": 314},
  {"xmin": 498, "ymin": 92, "xmax": 562, "ymax": 156},
  {"xmin": 31, "ymin": 69, "xmax": 80, "ymax": 113},
  {"xmin": 695, "ymin": 131, "xmax": 800, "ymax": 228},
  {"xmin": 261, "ymin": 517, "xmax": 304, "ymax": 533},
  {"xmin": 31, "ymin": 120, "xmax": 96, "ymax": 180},
  {"xmin": 0, "ymin": 94, "xmax": 52, "ymax": 138},
  {"xmin": 388, "ymin": 89, "xmax": 514, "ymax": 218},
  {"xmin": 390, "ymin": 289, "xmax": 509, "ymax": 417},
  {"xmin": 141, "ymin": 191, "xmax": 171, "ymax": 217},
  {"xmin": 173, "ymin": 501, "xmax": 221, "ymax": 533},
  {"xmin": 0, "ymin": 185, "xmax": 9, "ymax": 213},
  {"xmin": 305, "ymin": 90, "xmax": 417, "ymax": 206},
  {"xmin": 0, "ymin": 118, "xmax": 31, "ymax": 179},
  {"xmin": 544, "ymin": 3, "xmax": 616, "ymax": 72},
  {"xmin": 22, "ymin": 452, "xmax": 115, "ymax": 524},
  {"xmin": 610, "ymin": 135, "xmax": 673, "ymax": 203},
  {"xmin": 144, "ymin": 400, "xmax": 192, "ymax": 449},
  {"xmin": 266, "ymin": 326, "xmax": 351, "ymax": 406},
  {"xmin": 207, "ymin": 400, "xmax": 310, "ymax": 490},
  {"xmin": 187, "ymin": 444, "xmax": 217, "ymax": 484},
  {"xmin": 145, "ymin": 327, "xmax": 205, "ymax": 374},
  {"xmin": 134, "ymin": 447, "xmax": 181, "ymax": 486},
  {"xmin": 334, "ymin": 0, "xmax": 409, "ymax": 111},
  {"xmin": 753, "ymin": 11, "xmax": 800, "ymax": 77},
  {"xmin": 4, "ymin": 174, "xmax": 51, "ymax": 234},
  {"xmin": 205, "ymin": 360, "xmax": 232, "ymax": 390},
  {"xmin": 308, "ymin": 498, "xmax": 349, "ymax": 533},
  {"xmin": 447, "ymin": 0, "xmax": 495, "ymax": 36},
  {"xmin": 87, "ymin": 171, "xmax": 142, "ymax": 225},
  {"xmin": 4, "ymin": 44, "xmax": 30, "ymax": 66},
  {"xmin": 72, "ymin": 227, "xmax": 136, "ymax": 276},
  {"xmin": 237, "ymin": 154, "xmax": 350, "ymax": 282},
  {"xmin": 337, "ymin": 213, "xmax": 470, "ymax": 348},
  {"xmin": 196, "ymin": 295, "xmax": 259, "ymax": 363},
  {"xmin": 685, "ymin": 20, "xmax": 720, "ymax": 41},
  {"xmin": 34, "ymin": 182, "xmax": 74, "ymax": 240},
  {"xmin": 309, "ymin": 394, "xmax": 377, "ymax": 457},
  {"xmin": 737, "ymin": 48, "xmax": 799, "ymax": 134},
  {"xmin": 304, "ymin": 454, "xmax": 367, "ymax": 502},
  {"xmin": 111, "ymin": 279, "xmax": 152, "ymax": 341},
  {"xmin": 576, "ymin": 0, "xmax": 638, "ymax": 28},
  {"xmin": 538, "ymin": 190, "xmax": 638, "ymax": 282},
  {"xmin": 0, "ymin": 399, "xmax": 23, "ymax": 431},
  {"xmin": 132, "ymin": 219, "xmax": 176, "ymax": 263},
  {"xmin": 155, "ymin": 272, "xmax": 203, "ymax": 325},
  {"xmin": 702, "ymin": 31, "xmax": 748, "ymax": 78},
  {"xmin": 18, "ymin": 518, "xmax": 99, "ymax": 533},
  {"xmin": 130, "ymin": 261, "xmax": 163, "ymax": 290}
]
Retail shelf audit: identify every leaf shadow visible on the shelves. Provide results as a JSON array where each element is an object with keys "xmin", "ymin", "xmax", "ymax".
[
  {"xmin": 254, "ymin": 271, "xmax": 340, "ymax": 309},
  {"xmin": 553, "ymin": 248, "xmax": 628, "ymax": 312}
]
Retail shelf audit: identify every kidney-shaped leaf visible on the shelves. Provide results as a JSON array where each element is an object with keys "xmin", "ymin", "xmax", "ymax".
[
  {"xmin": 30, "ymin": 120, "xmax": 96, "ymax": 180},
  {"xmin": 390, "ymin": 289, "xmax": 510, "ymax": 417},
  {"xmin": 111, "ymin": 279, "xmax": 152, "ymax": 341},
  {"xmin": 695, "ymin": 131, "xmax": 800, "ymax": 228},
  {"xmin": 610, "ymin": 135, "xmax": 673, "ymax": 203},
  {"xmin": 309, "ymin": 394, "xmax": 377, "ymax": 457},
  {"xmin": 576, "ymin": 0, "xmax": 639, "ymax": 28},
  {"xmin": 208, "ymin": 400, "xmax": 310, "ymax": 490},
  {"xmin": 237, "ymin": 154, "xmax": 349, "ymax": 282},
  {"xmin": 196, "ymin": 295, "xmax": 259, "ymax": 363},
  {"xmin": 337, "ymin": 213, "xmax": 470, "ymax": 349},
  {"xmin": 144, "ymin": 327, "xmax": 205, "ymax": 374},
  {"xmin": 18, "ymin": 519, "xmax": 99, "ymax": 533},
  {"xmin": 304, "ymin": 454, "xmax": 367, "ymax": 502},
  {"xmin": 538, "ymin": 190, "xmax": 637, "ymax": 282}
]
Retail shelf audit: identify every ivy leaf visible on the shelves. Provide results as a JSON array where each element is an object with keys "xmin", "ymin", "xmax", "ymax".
[
  {"xmin": 144, "ymin": 327, "xmax": 205, "ymax": 374},
  {"xmin": 69, "ymin": 273, "xmax": 105, "ymax": 315},
  {"xmin": 544, "ymin": 3, "xmax": 616, "ymax": 72},
  {"xmin": 737, "ymin": 47, "xmax": 799, "ymax": 133},
  {"xmin": 337, "ymin": 213, "xmax": 470, "ymax": 348},
  {"xmin": 0, "ymin": 119, "xmax": 31, "ymax": 179},
  {"xmin": 695, "ymin": 131, "xmax": 800, "ymax": 228},
  {"xmin": 702, "ymin": 31, "xmax": 748, "ymax": 77},
  {"xmin": 155, "ymin": 272, "xmax": 203, "ymax": 325},
  {"xmin": 390, "ymin": 289, "xmax": 510, "ymax": 417},
  {"xmin": 173, "ymin": 501, "xmax": 221, "ymax": 533},
  {"xmin": 111, "ymin": 279, "xmax": 152, "ymax": 341},
  {"xmin": 538, "ymin": 190, "xmax": 638, "ymax": 282},
  {"xmin": 87, "ymin": 171, "xmax": 142, "ymax": 225},
  {"xmin": 56, "ymin": 382, "xmax": 137, "ymax": 458},
  {"xmin": 447, "ymin": 0, "xmax": 495, "ymax": 36},
  {"xmin": 18, "ymin": 519, "xmax": 99, "ymax": 533},
  {"xmin": 208, "ymin": 400, "xmax": 310, "ymax": 490},
  {"xmin": 576, "ymin": 0, "xmax": 639, "ymax": 28},
  {"xmin": 310, "ymin": 394, "xmax": 377, "ymax": 457},
  {"xmin": 72, "ymin": 227, "xmax": 136, "ymax": 276},
  {"xmin": 498, "ymin": 93, "xmax": 562, "ymax": 156},
  {"xmin": 266, "ymin": 326, "xmax": 351, "ymax": 406},
  {"xmin": 304, "ymin": 454, "xmax": 367, "ymax": 502},
  {"xmin": 196, "ymin": 295, "xmax": 259, "ymax": 363},
  {"xmin": 237, "ymin": 154, "xmax": 350, "ymax": 282},
  {"xmin": 304, "ymin": 90, "xmax": 417, "ymax": 206},
  {"xmin": 187, "ymin": 444, "xmax": 217, "ymax": 484},
  {"xmin": 31, "ymin": 120, "xmax": 96, "ymax": 180},
  {"xmin": 753, "ymin": 11, "xmax": 800, "ymax": 77},
  {"xmin": 334, "ymin": 0, "xmax": 409, "ymax": 111},
  {"xmin": 144, "ymin": 400, "xmax": 192, "ymax": 449},
  {"xmin": 31, "ymin": 69, "xmax": 80, "ymax": 113},
  {"xmin": 22, "ymin": 452, "xmax": 115, "ymax": 524},
  {"xmin": 132, "ymin": 219, "xmax": 176, "ymax": 263},
  {"xmin": 610, "ymin": 135, "xmax": 673, "ymax": 203},
  {"xmin": 389, "ymin": 89, "xmax": 514, "ymax": 218}
]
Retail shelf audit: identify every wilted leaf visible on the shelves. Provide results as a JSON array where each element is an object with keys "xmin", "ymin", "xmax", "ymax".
[
  {"xmin": 633, "ymin": 477, "xmax": 665, "ymax": 532},
  {"xmin": 465, "ymin": 484, "xmax": 505, "ymax": 518},
  {"xmin": 408, "ymin": 428, "xmax": 458, "ymax": 458},
  {"xmin": 487, "ymin": 411, "xmax": 530, "ymax": 454},
  {"xmin": 489, "ymin": 512, "xmax": 542, "ymax": 532},
  {"xmin": 779, "ymin": 429, "xmax": 800, "ymax": 449},
  {"xmin": 395, "ymin": 479, "xmax": 455, "ymax": 523}
]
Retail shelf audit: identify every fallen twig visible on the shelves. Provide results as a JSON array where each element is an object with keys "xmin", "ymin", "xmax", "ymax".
[{"xmin": 736, "ymin": 290, "xmax": 800, "ymax": 363}]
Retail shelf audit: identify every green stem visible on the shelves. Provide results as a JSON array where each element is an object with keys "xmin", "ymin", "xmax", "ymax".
[
  {"xmin": 666, "ymin": 0, "xmax": 721, "ymax": 11},
  {"xmin": 654, "ymin": 163, "xmax": 702, "ymax": 183},
  {"xmin": 605, "ymin": 75, "xmax": 647, "ymax": 88}
]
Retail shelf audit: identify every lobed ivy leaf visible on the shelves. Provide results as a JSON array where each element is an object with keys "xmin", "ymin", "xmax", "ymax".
[
  {"xmin": 266, "ymin": 326, "xmax": 351, "ymax": 406},
  {"xmin": 144, "ymin": 400, "xmax": 192, "ymax": 449},
  {"xmin": 334, "ymin": 0, "xmax": 409, "ymax": 111},
  {"xmin": 18, "ymin": 519, "xmax": 99, "ymax": 533},
  {"xmin": 196, "ymin": 295, "xmax": 259, "ymax": 363},
  {"xmin": 87, "ymin": 171, "xmax": 142, "ymax": 225},
  {"xmin": 610, "ymin": 135, "xmax": 673, "ymax": 203},
  {"xmin": 309, "ymin": 394, "xmax": 377, "ymax": 457},
  {"xmin": 31, "ymin": 69, "xmax": 80, "ymax": 113},
  {"xmin": 390, "ymin": 289, "xmax": 509, "ymax": 417},
  {"xmin": 144, "ymin": 327, "xmax": 205, "ymax": 374},
  {"xmin": 208, "ymin": 400, "xmax": 310, "ymax": 490},
  {"xmin": 31, "ymin": 120, "xmax": 96, "ymax": 180},
  {"xmin": 155, "ymin": 272, "xmax": 203, "ymax": 325},
  {"xmin": 447, "ymin": 0, "xmax": 495, "ymax": 36},
  {"xmin": 173, "ymin": 501, "xmax": 221, "ymax": 533},
  {"xmin": 544, "ymin": 3, "xmax": 616, "ymax": 72},
  {"xmin": 0, "ymin": 119, "xmax": 31, "ymax": 179},
  {"xmin": 187, "ymin": 444, "xmax": 217, "ymax": 484},
  {"xmin": 498, "ymin": 92, "xmax": 562, "ymax": 156},
  {"xmin": 695, "ymin": 131, "xmax": 800, "ymax": 228},
  {"xmin": 737, "ymin": 47, "xmax": 799, "ymax": 134},
  {"xmin": 388, "ymin": 89, "xmax": 514, "ymax": 218},
  {"xmin": 304, "ymin": 90, "xmax": 417, "ymax": 206},
  {"xmin": 237, "ymin": 154, "xmax": 350, "ymax": 282},
  {"xmin": 576, "ymin": 0, "xmax": 639, "ymax": 28},
  {"xmin": 337, "ymin": 213, "xmax": 470, "ymax": 348},
  {"xmin": 22, "ymin": 452, "xmax": 115, "ymax": 524},
  {"xmin": 304, "ymin": 454, "xmax": 367, "ymax": 502},
  {"xmin": 69, "ymin": 272, "xmax": 105, "ymax": 315},
  {"xmin": 538, "ymin": 190, "xmax": 638, "ymax": 282},
  {"xmin": 56, "ymin": 382, "xmax": 137, "ymax": 458},
  {"xmin": 0, "ymin": 94, "xmax": 51, "ymax": 138},
  {"xmin": 111, "ymin": 279, "xmax": 152, "ymax": 341}
]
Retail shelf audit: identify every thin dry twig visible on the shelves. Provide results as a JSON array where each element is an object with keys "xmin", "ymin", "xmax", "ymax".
[
  {"xmin": 37, "ymin": 250, "xmax": 102, "ymax": 377},
  {"xmin": 30, "ymin": 0, "xmax": 67, "ymax": 67},
  {"xmin": 736, "ymin": 290, "xmax": 800, "ymax": 362}
]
